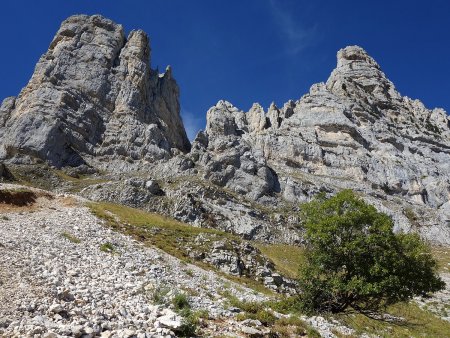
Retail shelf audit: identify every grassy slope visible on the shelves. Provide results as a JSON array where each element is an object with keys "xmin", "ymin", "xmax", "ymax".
[
  {"xmin": 87, "ymin": 201, "xmax": 450, "ymax": 337},
  {"xmin": 5, "ymin": 168, "xmax": 450, "ymax": 336},
  {"xmin": 255, "ymin": 243, "xmax": 305, "ymax": 279},
  {"xmin": 336, "ymin": 302, "xmax": 450, "ymax": 338}
]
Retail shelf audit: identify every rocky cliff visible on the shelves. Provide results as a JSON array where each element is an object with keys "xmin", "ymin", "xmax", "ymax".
[
  {"xmin": 0, "ymin": 15, "xmax": 190, "ymax": 171},
  {"xmin": 1, "ymin": 16, "xmax": 450, "ymax": 245},
  {"xmin": 181, "ymin": 46, "xmax": 450, "ymax": 243}
]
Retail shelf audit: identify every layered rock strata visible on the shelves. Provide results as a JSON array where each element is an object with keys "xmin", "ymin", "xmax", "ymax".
[{"xmin": 184, "ymin": 46, "xmax": 450, "ymax": 243}]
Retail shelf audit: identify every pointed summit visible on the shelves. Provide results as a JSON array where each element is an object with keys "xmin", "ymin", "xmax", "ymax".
[
  {"xmin": 326, "ymin": 45, "xmax": 401, "ymax": 103},
  {"xmin": 336, "ymin": 45, "xmax": 380, "ymax": 69}
]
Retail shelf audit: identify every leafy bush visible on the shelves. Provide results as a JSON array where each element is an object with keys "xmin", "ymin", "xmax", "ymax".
[
  {"xmin": 298, "ymin": 190, "xmax": 444, "ymax": 313},
  {"xmin": 266, "ymin": 296, "xmax": 303, "ymax": 314}
]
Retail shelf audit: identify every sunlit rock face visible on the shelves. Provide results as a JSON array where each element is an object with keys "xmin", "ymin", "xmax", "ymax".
[
  {"xmin": 0, "ymin": 15, "xmax": 190, "ymax": 171},
  {"xmin": 187, "ymin": 45, "xmax": 450, "ymax": 243},
  {"xmin": 1, "ymin": 14, "xmax": 449, "ymax": 245}
]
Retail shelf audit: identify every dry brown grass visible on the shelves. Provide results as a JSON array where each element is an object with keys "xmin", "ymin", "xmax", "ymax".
[
  {"xmin": 58, "ymin": 196, "xmax": 79, "ymax": 207},
  {"xmin": 0, "ymin": 185, "xmax": 55, "ymax": 212}
]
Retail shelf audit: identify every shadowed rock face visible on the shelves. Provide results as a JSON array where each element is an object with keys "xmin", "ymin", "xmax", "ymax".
[{"xmin": 0, "ymin": 15, "xmax": 190, "ymax": 170}]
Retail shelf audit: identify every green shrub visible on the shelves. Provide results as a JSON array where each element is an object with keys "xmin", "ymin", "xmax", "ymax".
[
  {"xmin": 298, "ymin": 190, "xmax": 444, "ymax": 314},
  {"xmin": 177, "ymin": 310, "xmax": 198, "ymax": 337},
  {"xmin": 266, "ymin": 296, "xmax": 303, "ymax": 314},
  {"xmin": 255, "ymin": 309, "xmax": 277, "ymax": 326}
]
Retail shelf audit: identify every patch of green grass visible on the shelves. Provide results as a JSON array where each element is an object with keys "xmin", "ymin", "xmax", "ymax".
[
  {"xmin": 271, "ymin": 316, "xmax": 312, "ymax": 337},
  {"xmin": 331, "ymin": 329, "xmax": 358, "ymax": 338},
  {"xmin": 177, "ymin": 309, "xmax": 199, "ymax": 337},
  {"xmin": 173, "ymin": 293, "xmax": 191, "ymax": 312},
  {"xmin": 7, "ymin": 163, "xmax": 107, "ymax": 193},
  {"xmin": 266, "ymin": 296, "xmax": 303, "ymax": 315},
  {"xmin": 432, "ymin": 246, "xmax": 450, "ymax": 272},
  {"xmin": 237, "ymin": 309, "xmax": 277, "ymax": 326},
  {"xmin": 195, "ymin": 309, "xmax": 209, "ymax": 319},
  {"xmin": 150, "ymin": 286, "xmax": 170, "ymax": 305},
  {"xmin": 228, "ymin": 295, "xmax": 263, "ymax": 314},
  {"xmin": 336, "ymin": 302, "xmax": 450, "ymax": 338},
  {"xmin": 99, "ymin": 242, "xmax": 116, "ymax": 253},
  {"xmin": 1, "ymin": 215, "xmax": 9, "ymax": 220},
  {"xmin": 87, "ymin": 201, "xmax": 235, "ymax": 260},
  {"xmin": 170, "ymin": 293, "xmax": 199, "ymax": 337},
  {"xmin": 255, "ymin": 243, "xmax": 305, "ymax": 279},
  {"xmin": 54, "ymin": 170, "xmax": 108, "ymax": 192},
  {"xmin": 61, "ymin": 231, "xmax": 81, "ymax": 244}
]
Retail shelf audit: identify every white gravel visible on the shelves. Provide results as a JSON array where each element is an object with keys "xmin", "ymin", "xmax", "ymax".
[{"xmin": 0, "ymin": 184, "xmax": 266, "ymax": 337}]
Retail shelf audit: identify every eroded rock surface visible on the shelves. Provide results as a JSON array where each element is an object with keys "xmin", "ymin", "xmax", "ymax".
[
  {"xmin": 182, "ymin": 46, "xmax": 450, "ymax": 243},
  {"xmin": 1, "ymin": 15, "xmax": 449, "ymax": 245},
  {"xmin": 0, "ymin": 15, "xmax": 189, "ymax": 170}
]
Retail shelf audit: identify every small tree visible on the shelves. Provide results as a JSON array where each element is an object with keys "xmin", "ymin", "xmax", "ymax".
[{"xmin": 298, "ymin": 190, "xmax": 444, "ymax": 314}]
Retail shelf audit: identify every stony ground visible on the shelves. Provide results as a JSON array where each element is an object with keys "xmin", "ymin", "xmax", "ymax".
[
  {"xmin": 416, "ymin": 273, "xmax": 450, "ymax": 321},
  {"xmin": 2, "ymin": 183, "xmax": 448, "ymax": 338},
  {"xmin": 0, "ymin": 183, "xmax": 272, "ymax": 337}
]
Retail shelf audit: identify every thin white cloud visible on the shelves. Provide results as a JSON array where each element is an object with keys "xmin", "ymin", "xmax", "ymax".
[
  {"xmin": 269, "ymin": 0, "xmax": 317, "ymax": 55},
  {"xmin": 181, "ymin": 108, "xmax": 204, "ymax": 141}
]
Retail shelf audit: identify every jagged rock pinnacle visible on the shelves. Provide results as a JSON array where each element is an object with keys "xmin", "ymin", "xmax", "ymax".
[
  {"xmin": 336, "ymin": 45, "xmax": 380, "ymax": 68},
  {"xmin": 0, "ymin": 14, "xmax": 190, "ymax": 170}
]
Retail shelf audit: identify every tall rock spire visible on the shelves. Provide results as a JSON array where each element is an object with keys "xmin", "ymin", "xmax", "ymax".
[{"xmin": 0, "ymin": 15, "xmax": 190, "ymax": 170}]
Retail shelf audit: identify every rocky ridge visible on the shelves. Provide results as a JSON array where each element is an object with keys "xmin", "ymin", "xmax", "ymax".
[
  {"xmin": 1, "ymin": 15, "xmax": 449, "ymax": 246},
  {"xmin": 161, "ymin": 45, "xmax": 450, "ymax": 244}
]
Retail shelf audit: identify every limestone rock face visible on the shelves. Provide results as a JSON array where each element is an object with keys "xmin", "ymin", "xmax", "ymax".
[
  {"xmin": 186, "ymin": 45, "xmax": 450, "ymax": 244},
  {"xmin": 0, "ymin": 15, "xmax": 190, "ymax": 170},
  {"xmin": 1, "ymin": 17, "xmax": 449, "ymax": 246}
]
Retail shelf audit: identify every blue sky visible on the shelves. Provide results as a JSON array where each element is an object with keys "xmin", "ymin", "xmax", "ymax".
[{"xmin": 1, "ymin": 1, "xmax": 449, "ymax": 139}]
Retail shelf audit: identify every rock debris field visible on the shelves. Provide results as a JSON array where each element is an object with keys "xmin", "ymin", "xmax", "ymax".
[
  {"xmin": 2, "ymin": 183, "xmax": 448, "ymax": 337},
  {"xmin": 0, "ymin": 183, "xmax": 270, "ymax": 338}
]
